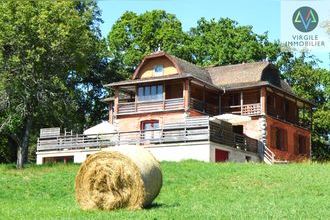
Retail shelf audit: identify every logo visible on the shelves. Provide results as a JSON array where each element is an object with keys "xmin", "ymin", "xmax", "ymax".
[{"xmin": 292, "ymin": 6, "xmax": 318, "ymax": 32}]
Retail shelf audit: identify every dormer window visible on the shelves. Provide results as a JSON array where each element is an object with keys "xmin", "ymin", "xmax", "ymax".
[{"xmin": 154, "ymin": 65, "xmax": 164, "ymax": 76}]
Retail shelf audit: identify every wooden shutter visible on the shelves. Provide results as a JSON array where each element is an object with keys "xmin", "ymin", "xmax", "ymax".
[
  {"xmin": 306, "ymin": 136, "xmax": 311, "ymax": 155},
  {"xmin": 270, "ymin": 126, "xmax": 277, "ymax": 149},
  {"xmin": 294, "ymin": 133, "xmax": 299, "ymax": 154},
  {"xmin": 283, "ymin": 129, "xmax": 288, "ymax": 151}
]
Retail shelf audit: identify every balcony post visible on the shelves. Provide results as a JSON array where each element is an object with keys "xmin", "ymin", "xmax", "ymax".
[
  {"xmin": 109, "ymin": 102, "xmax": 114, "ymax": 124},
  {"xmin": 183, "ymin": 79, "xmax": 190, "ymax": 112},
  {"xmin": 240, "ymin": 91, "xmax": 243, "ymax": 115},
  {"xmin": 309, "ymin": 105, "xmax": 313, "ymax": 130},
  {"xmin": 218, "ymin": 91, "xmax": 221, "ymax": 115},
  {"xmin": 203, "ymin": 85, "xmax": 206, "ymax": 113},
  {"xmin": 163, "ymin": 82, "xmax": 166, "ymax": 111},
  {"xmin": 114, "ymin": 87, "xmax": 119, "ymax": 115},
  {"xmin": 135, "ymin": 85, "xmax": 138, "ymax": 112},
  {"xmin": 260, "ymin": 87, "xmax": 267, "ymax": 115}
]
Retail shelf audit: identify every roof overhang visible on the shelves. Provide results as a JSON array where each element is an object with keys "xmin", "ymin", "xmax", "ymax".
[
  {"xmin": 104, "ymin": 73, "xmax": 222, "ymax": 92},
  {"xmin": 223, "ymin": 82, "xmax": 315, "ymax": 106},
  {"xmin": 104, "ymin": 74, "xmax": 186, "ymax": 87}
]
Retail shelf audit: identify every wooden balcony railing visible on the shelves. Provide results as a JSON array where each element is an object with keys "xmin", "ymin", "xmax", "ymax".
[
  {"xmin": 223, "ymin": 103, "xmax": 261, "ymax": 116},
  {"xmin": 267, "ymin": 107, "xmax": 311, "ymax": 130},
  {"xmin": 37, "ymin": 116, "xmax": 259, "ymax": 154},
  {"xmin": 190, "ymin": 98, "xmax": 219, "ymax": 116},
  {"xmin": 117, "ymin": 98, "xmax": 184, "ymax": 115}
]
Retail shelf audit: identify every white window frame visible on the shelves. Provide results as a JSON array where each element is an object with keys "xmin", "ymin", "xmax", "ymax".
[{"xmin": 154, "ymin": 65, "xmax": 164, "ymax": 76}]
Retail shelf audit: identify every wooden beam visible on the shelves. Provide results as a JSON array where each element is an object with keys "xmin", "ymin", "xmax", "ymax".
[
  {"xmin": 240, "ymin": 91, "xmax": 243, "ymax": 115},
  {"xmin": 183, "ymin": 79, "xmax": 191, "ymax": 112},
  {"xmin": 109, "ymin": 102, "xmax": 113, "ymax": 124},
  {"xmin": 260, "ymin": 87, "xmax": 267, "ymax": 114},
  {"xmin": 310, "ymin": 106, "xmax": 313, "ymax": 131},
  {"xmin": 114, "ymin": 87, "xmax": 119, "ymax": 116},
  {"xmin": 163, "ymin": 81, "xmax": 166, "ymax": 111},
  {"xmin": 218, "ymin": 91, "xmax": 222, "ymax": 115},
  {"xmin": 135, "ymin": 85, "xmax": 138, "ymax": 112},
  {"xmin": 295, "ymin": 99, "xmax": 298, "ymax": 124},
  {"xmin": 283, "ymin": 94, "xmax": 286, "ymax": 120},
  {"xmin": 203, "ymin": 85, "xmax": 206, "ymax": 113}
]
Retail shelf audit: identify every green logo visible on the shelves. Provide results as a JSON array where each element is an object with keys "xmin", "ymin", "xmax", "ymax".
[{"xmin": 292, "ymin": 6, "xmax": 318, "ymax": 32}]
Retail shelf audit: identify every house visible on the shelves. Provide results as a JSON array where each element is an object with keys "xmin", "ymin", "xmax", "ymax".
[{"xmin": 36, "ymin": 51, "xmax": 313, "ymax": 164}]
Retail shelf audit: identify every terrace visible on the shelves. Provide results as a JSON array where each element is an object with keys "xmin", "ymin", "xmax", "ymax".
[{"xmin": 37, "ymin": 116, "xmax": 258, "ymax": 154}]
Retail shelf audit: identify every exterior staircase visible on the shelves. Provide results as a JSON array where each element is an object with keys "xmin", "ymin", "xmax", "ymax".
[{"xmin": 263, "ymin": 145, "xmax": 288, "ymax": 164}]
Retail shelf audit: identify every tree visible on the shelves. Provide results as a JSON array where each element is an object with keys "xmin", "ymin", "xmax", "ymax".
[
  {"xmin": 187, "ymin": 17, "xmax": 280, "ymax": 66},
  {"xmin": 108, "ymin": 10, "xmax": 189, "ymax": 76},
  {"xmin": 0, "ymin": 0, "xmax": 104, "ymax": 168}
]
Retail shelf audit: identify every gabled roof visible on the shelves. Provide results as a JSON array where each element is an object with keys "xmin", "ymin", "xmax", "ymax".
[{"xmin": 131, "ymin": 51, "xmax": 212, "ymax": 84}]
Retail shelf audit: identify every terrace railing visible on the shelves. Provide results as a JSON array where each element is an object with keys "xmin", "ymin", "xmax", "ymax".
[
  {"xmin": 190, "ymin": 98, "xmax": 219, "ymax": 116},
  {"xmin": 223, "ymin": 103, "xmax": 261, "ymax": 117},
  {"xmin": 37, "ymin": 116, "xmax": 259, "ymax": 154},
  {"xmin": 117, "ymin": 98, "xmax": 184, "ymax": 115}
]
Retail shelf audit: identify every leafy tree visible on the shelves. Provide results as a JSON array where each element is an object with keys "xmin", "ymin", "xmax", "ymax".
[
  {"xmin": 187, "ymin": 17, "xmax": 280, "ymax": 66},
  {"xmin": 0, "ymin": 0, "xmax": 105, "ymax": 168},
  {"xmin": 108, "ymin": 10, "xmax": 189, "ymax": 75}
]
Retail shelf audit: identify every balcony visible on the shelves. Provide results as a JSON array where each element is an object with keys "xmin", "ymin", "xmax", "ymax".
[
  {"xmin": 223, "ymin": 103, "xmax": 262, "ymax": 117},
  {"xmin": 37, "ymin": 116, "xmax": 259, "ymax": 154},
  {"xmin": 190, "ymin": 98, "xmax": 219, "ymax": 116},
  {"xmin": 117, "ymin": 98, "xmax": 184, "ymax": 115}
]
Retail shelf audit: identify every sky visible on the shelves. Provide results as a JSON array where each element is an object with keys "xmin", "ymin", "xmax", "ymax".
[{"xmin": 97, "ymin": 0, "xmax": 329, "ymax": 69}]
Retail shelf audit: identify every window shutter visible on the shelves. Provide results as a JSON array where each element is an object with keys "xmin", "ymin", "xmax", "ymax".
[
  {"xmin": 294, "ymin": 133, "xmax": 299, "ymax": 154},
  {"xmin": 282, "ymin": 129, "xmax": 288, "ymax": 151},
  {"xmin": 305, "ymin": 136, "xmax": 310, "ymax": 155},
  {"xmin": 270, "ymin": 126, "xmax": 277, "ymax": 148}
]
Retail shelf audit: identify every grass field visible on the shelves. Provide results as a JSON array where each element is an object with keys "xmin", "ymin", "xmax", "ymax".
[{"xmin": 0, "ymin": 161, "xmax": 329, "ymax": 219}]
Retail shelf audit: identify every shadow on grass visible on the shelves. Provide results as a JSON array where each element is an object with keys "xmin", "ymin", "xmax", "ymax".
[{"xmin": 145, "ymin": 202, "xmax": 180, "ymax": 210}]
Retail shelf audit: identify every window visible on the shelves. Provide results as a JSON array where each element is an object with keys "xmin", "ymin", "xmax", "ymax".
[
  {"xmin": 271, "ymin": 126, "xmax": 287, "ymax": 151},
  {"xmin": 298, "ymin": 135, "xmax": 307, "ymax": 154},
  {"xmin": 230, "ymin": 93, "xmax": 240, "ymax": 106},
  {"xmin": 154, "ymin": 65, "xmax": 164, "ymax": 76},
  {"xmin": 141, "ymin": 120, "xmax": 160, "ymax": 140},
  {"xmin": 137, "ymin": 85, "xmax": 163, "ymax": 101},
  {"xmin": 141, "ymin": 120, "xmax": 159, "ymax": 130}
]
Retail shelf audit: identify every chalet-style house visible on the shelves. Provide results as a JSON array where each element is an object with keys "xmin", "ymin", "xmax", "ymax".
[{"xmin": 36, "ymin": 51, "xmax": 313, "ymax": 164}]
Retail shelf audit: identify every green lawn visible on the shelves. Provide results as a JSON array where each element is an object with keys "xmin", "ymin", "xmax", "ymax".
[{"xmin": 0, "ymin": 161, "xmax": 329, "ymax": 219}]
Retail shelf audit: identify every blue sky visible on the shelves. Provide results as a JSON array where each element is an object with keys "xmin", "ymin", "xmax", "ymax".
[{"xmin": 97, "ymin": 0, "xmax": 329, "ymax": 69}]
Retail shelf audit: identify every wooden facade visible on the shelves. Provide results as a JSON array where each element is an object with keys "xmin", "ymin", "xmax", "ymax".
[{"xmin": 104, "ymin": 52, "xmax": 313, "ymax": 162}]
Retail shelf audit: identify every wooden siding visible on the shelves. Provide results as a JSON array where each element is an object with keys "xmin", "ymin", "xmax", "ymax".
[
  {"xmin": 138, "ymin": 57, "xmax": 178, "ymax": 79},
  {"xmin": 116, "ymin": 111, "xmax": 186, "ymax": 132},
  {"xmin": 266, "ymin": 116, "xmax": 311, "ymax": 161},
  {"xmin": 117, "ymin": 98, "xmax": 184, "ymax": 115}
]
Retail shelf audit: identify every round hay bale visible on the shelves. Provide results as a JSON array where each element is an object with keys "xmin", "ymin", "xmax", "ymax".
[{"xmin": 75, "ymin": 146, "xmax": 162, "ymax": 211}]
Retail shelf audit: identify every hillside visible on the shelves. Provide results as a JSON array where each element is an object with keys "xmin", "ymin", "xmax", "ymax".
[{"xmin": 0, "ymin": 161, "xmax": 329, "ymax": 219}]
